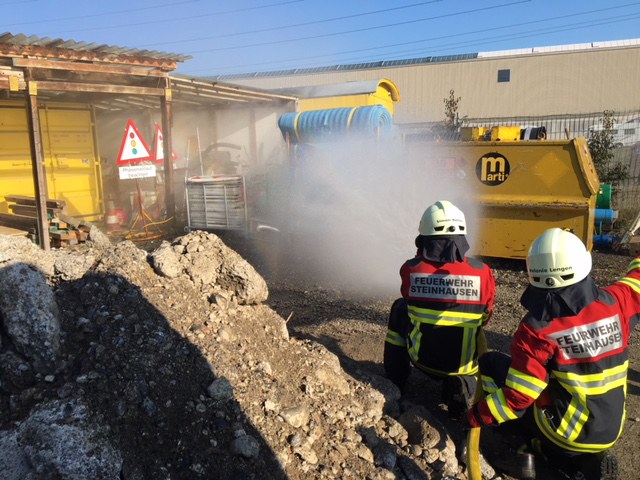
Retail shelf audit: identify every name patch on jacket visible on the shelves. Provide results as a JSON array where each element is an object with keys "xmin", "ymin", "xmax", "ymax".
[
  {"xmin": 409, "ymin": 273, "xmax": 481, "ymax": 301},
  {"xmin": 549, "ymin": 315, "xmax": 623, "ymax": 359}
]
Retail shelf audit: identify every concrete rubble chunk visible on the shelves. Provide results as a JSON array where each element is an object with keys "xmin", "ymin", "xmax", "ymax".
[
  {"xmin": 0, "ymin": 263, "xmax": 60, "ymax": 373},
  {"xmin": 17, "ymin": 399, "xmax": 122, "ymax": 479}
]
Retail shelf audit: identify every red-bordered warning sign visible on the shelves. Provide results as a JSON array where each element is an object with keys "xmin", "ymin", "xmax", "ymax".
[
  {"xmin": 116, "ymin": 119, "xmax": 153, "ymax": 166},
  {"xmin": 152, "ymin": 124, "xmax": 179, "ymax": 164}
]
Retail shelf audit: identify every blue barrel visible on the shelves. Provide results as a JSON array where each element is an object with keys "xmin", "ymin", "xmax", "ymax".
[
  {"xmin": 593, "ymin": 234, "xmax": 615, "ymax": 249},
  {"xmin": 594, "ymin": 208, "xmax": 618, "ymax": 223},
  {"xmin": 278, "ymin": 105, "xmax": 394, "ymax": 144}
]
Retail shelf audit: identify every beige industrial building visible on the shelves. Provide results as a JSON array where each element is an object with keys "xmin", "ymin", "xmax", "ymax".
[
  {"xmin": 216, "ymin": 39, "xmax": 640, "ymax": 140},
  {"xmin": 2, "ymin": 32, "xmax": 639, "ymax": 250}
]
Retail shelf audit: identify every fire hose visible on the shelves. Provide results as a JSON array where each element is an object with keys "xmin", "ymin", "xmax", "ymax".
[{"xmin": 466, "ymin": 330, "xmax": 488, "ymax": 480}]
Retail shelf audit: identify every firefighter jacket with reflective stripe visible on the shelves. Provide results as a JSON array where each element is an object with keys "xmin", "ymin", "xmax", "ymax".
[
  {"xmin": 474, "ymin": 257, "xmax": 640, "ymax": 453},
  {"xmin": 388, "ymin": 255, "xmax": 495, "ymax": 377}
]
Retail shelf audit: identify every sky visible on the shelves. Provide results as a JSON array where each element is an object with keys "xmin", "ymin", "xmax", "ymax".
[{"xmin": 3, "ymin": 0, "xmax": 640, "ymax": 77}]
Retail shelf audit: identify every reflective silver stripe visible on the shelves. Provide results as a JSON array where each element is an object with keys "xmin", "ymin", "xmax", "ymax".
[
  {"xmin": 407, "ymin": 323, "xmax": 422, "ymax": 363},
  {"xmin": 557, "ymin": 396, "xmax": 589, "ymax": 442},
  {"xmin": 533, "ymin": 406, "xmax": 613, "ymax": 453},
  {"xmin": 486, "ymin": 390, "xmax": 518, "ymax": 423},
  {"xmin": 554, "ymin": 362, "xmax": 628, "ymax": 395},
  {"xmin": 481, "ymin": 374, "xmax": 499, "ymax": 394},
  {"xmin": 557, "ymin": 371, "xmax": 626, "ymax": 390},
  {"xmin": 407, "ymin": 306, "xmax": 484, "ymax": 327},
  {"xmin": 459, "ymin": 325, "xmax": 476, "ymax": 374},
  {"xmin": 407, "ymin": 312, "xmax": 479, "ymax": 375},
  {"xmin": 385, "ymin": 330, "xmax": 405, "ymax": 347},
  {"xmin": 626, "ymin": 258, "xmax": 640, "ymax": 272},
  {"xmin": 506, "ymin": 369, "xmax": 546, "ymax": 399},
  {"xmin": 618, "ymin": 276, "xmax": 640, "ymax": 294}
]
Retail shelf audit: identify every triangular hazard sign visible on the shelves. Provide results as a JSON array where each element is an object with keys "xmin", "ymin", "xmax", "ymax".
[
  {"xmin": 117, "ymin": 119, "xmax": 153, "ymax": 166},
  {"xmin": 152, "ymin": 124, "xmax": 178, "ymax": 164}
]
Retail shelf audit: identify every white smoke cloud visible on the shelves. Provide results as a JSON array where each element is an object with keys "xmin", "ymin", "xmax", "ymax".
[{"xmin": 252, "ymin": 132, "xmax": 482, "ymax": 298}]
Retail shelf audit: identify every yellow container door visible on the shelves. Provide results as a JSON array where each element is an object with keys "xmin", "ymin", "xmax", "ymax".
[
  {"xmin": 0, "ymin": 102, "xmax": 103, "ymax": 220},
  {"xmin": 40, "ymin": 105, "xmax": 103, "ymax": 220},
  {"xmin": 0, "ymin": 103, "xmax": 36, "ymax": 212}
]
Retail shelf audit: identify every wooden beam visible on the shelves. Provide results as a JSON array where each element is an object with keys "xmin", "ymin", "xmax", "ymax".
[
  {"xmin": 24, "ymin": 81, "xmax": 50, "ymax": 250},
  {"xmin": 173, "ymin": 77, "xmax": 296, "ymax": 101},
  {"xmin": 175, "ymin": 89, "xmax": 251, "ymax": 103},
  {"xmin": 13, "ymin": 57, "xmax": 168, "ymax": 77},
  {"xmin": 0, "ymin": 74, "xmax": 24, "ymax": 91},
  {"xmin": 249, "ymin": 108, "xmax": 258, "ymax": 164},
  {"xmin": 0, "ymin": 213, "xmax": 37, "ymax": 229},
  {"xmin": 32, "ymin": 80, "xmax": 165, "ymax": 96},
  {"xmin": 5, "ymin": 195, "xmax": 66, "ymax": 209},
  {"xmin": 174, "ymin": 83, "xmax": 277, "ymax": 103},
  {"xmin": 161, "ymin": 88, "xmax": 175, "ymax": 220},
  {"xmin": 10, "ymin": 204, "xmax": 61, "ymax": 217}
]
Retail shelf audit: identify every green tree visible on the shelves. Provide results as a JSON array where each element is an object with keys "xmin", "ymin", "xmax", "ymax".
[
  {"xmin": 443, "ymin": 89, "xmax": 461, "ymax": 130},
  {"xmin": 429, "ymin": 89, "xmax": 461, "ymax": 141},
  {"xmin": 588, "ymin": 110, "xmax": 630, "ymax": 188}
]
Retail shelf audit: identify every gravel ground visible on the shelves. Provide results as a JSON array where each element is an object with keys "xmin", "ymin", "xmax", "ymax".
[
  {"xmin": 1, "ymin": 229, "xmax": 638, "ymax": 480},
  {"xmin": 231, "ymin": 232, "xmax": 640, "ymax": 480}
]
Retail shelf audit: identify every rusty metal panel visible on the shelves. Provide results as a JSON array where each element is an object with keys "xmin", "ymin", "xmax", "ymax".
[
  {"xmin": 0, "ymin": 32, "xmax": 190, "ymax": 64},
  {"xmin": 0, "ymin": 101, "xmax": 103, "ymax": 220}
]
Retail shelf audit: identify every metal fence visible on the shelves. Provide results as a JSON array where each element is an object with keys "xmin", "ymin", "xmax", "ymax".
[
  {"xmin": 400, "ymin": 110, "xmax": 640, "ymax": 217},
  {"xmin": 464, "ymin": 111, "xmax": 640, "ymax": 217}
]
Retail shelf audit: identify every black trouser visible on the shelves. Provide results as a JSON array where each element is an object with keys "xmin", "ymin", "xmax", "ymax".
[
  {"xmin": 383, "ymin": 298, "xmax": 412, "ymax": 391},
  {"xmin": 383, "ymin": 298, "xmax": 477, "ymax": 408},
  {"xmin": 478, "ymin": 351, "xmax": 609, "ymax": 476}
]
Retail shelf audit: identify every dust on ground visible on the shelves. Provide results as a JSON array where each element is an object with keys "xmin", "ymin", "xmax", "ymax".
[
  {"xmin": 0, "ymin": 229, "xmax": 638, "ymax": 480},
  {"xmin": 231, "ymin": 231, "xmax": 640, "ymax": 480}
]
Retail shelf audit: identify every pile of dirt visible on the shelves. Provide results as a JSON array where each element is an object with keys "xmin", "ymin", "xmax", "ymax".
[
  {"xmin": 0, "ymin": 230, "xmax": 638, "ymax": 480},
  {"xmin": 0, "ymin": 231, "xmax": 466, "ymax": 480}
]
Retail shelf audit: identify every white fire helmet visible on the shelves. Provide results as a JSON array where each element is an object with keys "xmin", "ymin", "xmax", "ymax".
[
  {"xmin": 526, "ymin": 228, "xmax": 592, "ymax": 289},
  {"xmin": 418, "ymin": 200, "xmax": 466, "ymax": 236}
]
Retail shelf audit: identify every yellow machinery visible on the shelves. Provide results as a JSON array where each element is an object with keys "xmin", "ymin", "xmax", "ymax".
[
  {"xmin": 276, "ymin": 93, "xmax": 600, "ymax": 260},
  {"xmin": 405, "ymin": 134, "xmax": 600, "ymax": 259},
  {"xmin": 0, "ymin": 101, "xmax": 103, "ymax": 221},
  {"xmin": 285, "ymin": 78, "xmax": 400, "ymax": 116}
]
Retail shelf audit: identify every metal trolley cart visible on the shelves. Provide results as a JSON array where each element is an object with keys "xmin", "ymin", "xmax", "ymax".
[{"xmin": 184, "ymin": 175, "xmax": 248, "ymax": 232}]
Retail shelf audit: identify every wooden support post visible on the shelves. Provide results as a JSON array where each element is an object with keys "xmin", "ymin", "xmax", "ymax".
[
  {"xmin": 161, "ymin": 82, "xmax": 175, "ymax": 221},
  {"xmin": 24, "ymin": 77, "xmax": 51, "ymax": 250},
  {"xmin": 248, "ymin": 108, "xmax": 258, "ymax": 164}
]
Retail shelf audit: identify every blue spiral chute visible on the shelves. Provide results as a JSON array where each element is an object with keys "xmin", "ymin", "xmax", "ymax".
[{"xmin": 278, "ymin": 105, "xmax": 393, "ymax": 144}]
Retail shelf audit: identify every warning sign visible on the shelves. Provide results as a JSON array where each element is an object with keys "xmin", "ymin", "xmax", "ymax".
[
  {"xmin": 152, "ymin": 124, "xmax": 178, "ymax": 164},
  {"xmin": 116, "ymin": 119, "xmax": 153, "ymax": 166}
]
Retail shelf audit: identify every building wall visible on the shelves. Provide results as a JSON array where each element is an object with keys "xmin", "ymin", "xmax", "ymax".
[{"xmin": 226, "ymin": 44, "xmax": 640, "ymax": 125}]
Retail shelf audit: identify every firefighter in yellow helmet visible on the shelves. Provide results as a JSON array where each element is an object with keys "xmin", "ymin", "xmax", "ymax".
[
  {"xmin": 384, "ymin": 200, "xmax": 495, "ymax": 418},
  {"xmin": 467, "ymin": 228, "xmax": 637, "ymax": 480}
]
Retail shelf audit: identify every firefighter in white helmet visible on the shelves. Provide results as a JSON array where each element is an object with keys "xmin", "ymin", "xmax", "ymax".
[
  {"xmin": 384, "ymin": 200, "xmax": 496, "ymax": 418},
  {"xmin": 467, "ymin": 228, "xmax": 638, "ymax": 480}
]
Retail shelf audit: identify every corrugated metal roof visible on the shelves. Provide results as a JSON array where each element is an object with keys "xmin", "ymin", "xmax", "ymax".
[
  {"xmin": 212, "ymin": 53, "xmax": 478, "ymax": 80},
  {"xmin": 0, "ymin": 32, "xmax": 191, "ymax": 63},
  {"xmin": 170, "ymin": 74, "xmax": 298, "ymax": 107},
  {"xmin": 478, "ymin": 38, "xmax": 640, "ymax": 58},
  {"xmin": 212, "ymin": 38, "xmax": 640, "ymax": 80}
]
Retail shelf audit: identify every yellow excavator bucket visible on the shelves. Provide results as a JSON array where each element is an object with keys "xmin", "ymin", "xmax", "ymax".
[{"xmin": 405, "ymin": 136, "xmax": 600, "ymax": 259}]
